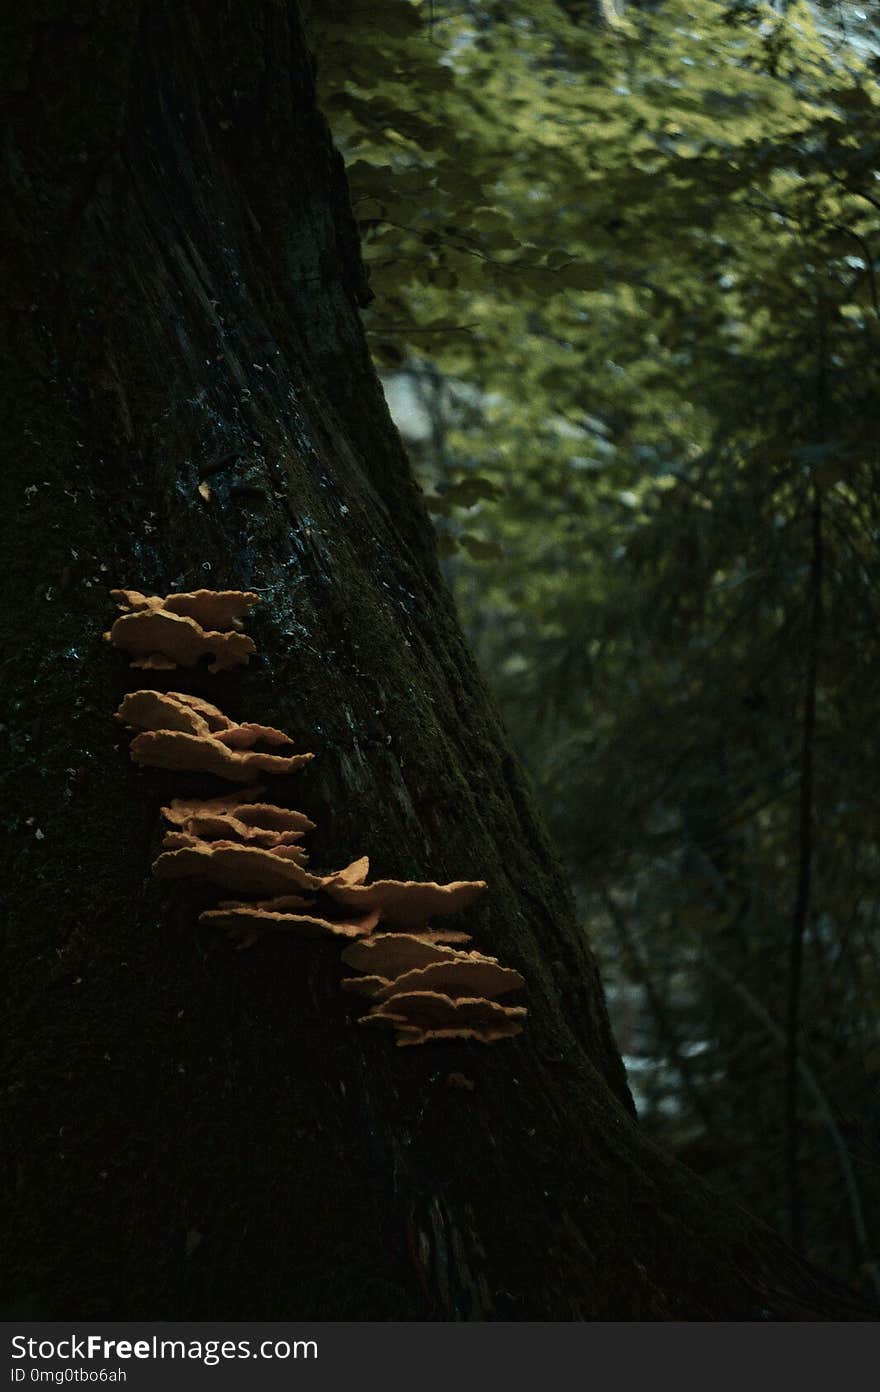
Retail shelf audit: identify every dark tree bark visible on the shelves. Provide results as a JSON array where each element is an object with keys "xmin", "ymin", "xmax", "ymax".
[{"xmin": 0, "ymin": 1, "xmax": 870, "ymax": 1320}]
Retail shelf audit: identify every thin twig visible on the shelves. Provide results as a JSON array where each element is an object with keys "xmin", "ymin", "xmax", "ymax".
[
  {"xmin": 601, "ymin": 887, "xmax": 717, "ymax": 1137},
  {"xmin": 704, "ymin": 952, "xmax": 880, "ymax": 1304},
  {"xmin": 784, "ymin": 293, "xmax": 827, "ymax": 1253}
]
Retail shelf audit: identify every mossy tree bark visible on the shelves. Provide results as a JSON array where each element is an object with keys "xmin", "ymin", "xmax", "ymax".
[{"xmin": 0, "ymin": 0, "xmax": 869, "ymax": 1319}]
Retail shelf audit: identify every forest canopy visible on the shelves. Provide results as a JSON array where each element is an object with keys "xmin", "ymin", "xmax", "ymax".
[{"xmin": 308, "ymin": 0, "xmax": 880, "ymax": 1301}]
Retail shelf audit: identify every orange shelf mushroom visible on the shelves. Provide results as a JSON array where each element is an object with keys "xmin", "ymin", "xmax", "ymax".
[
  {"xmin": 110, "ymin": 588, "xmax": 259, "ymax": 629},
  {"xmin": 359, "ymin": 992, "xmax": 527, "ymax": 1047},
  {"xmin": 152, "ymin": 842, "xmax": 349, "ymax": 895},
  {"xmin": 176, "ymin": 811, "xmax": 306, "ymax": 849},
  {"xmin": 107, "ymin": 583, "xmax": 526, "ymax": 1046},
  {"xmin": 339, "ymin": 932, "xmax": 474, "ymax": 980},
  {"xmin": 162, "ymin": 790, "xmax": 315, "ymax": 835},
  {"xmin": 116, "ymin": 690, "xmax": 294, "ymax": 746},
  {"xmin": 322, "ymin": 876, "xmax": 488, "ymax": 926},
  {"xmin": 130, "ymin": 728, "xmax": 312, "ymax": 782},
  {"xmin": 344, "ymin": 955, "xmax": 525, "ymax": 1003},
  {"xmin": 340, "ymin": 935, "xmax": 527, "ymax": 1045},
  {"xmin": 114, "ymin": 691, "xmax": 313, "ymax": 783},
  {"xmin": 199, "ymin": 902, "xmax": 381, "ymax": 948},
  {"xmin": 105, "ymin": 588, "xmax": 259, "ymax": 671},
  {"xmin": 160, "ymin": 831, "xmax": 310, "ymax": 864}
]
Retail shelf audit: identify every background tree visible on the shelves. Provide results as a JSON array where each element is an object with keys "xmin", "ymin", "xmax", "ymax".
[{"xmin": 0, "ymin": 0, "xmax": 872, "ymax": 1319}]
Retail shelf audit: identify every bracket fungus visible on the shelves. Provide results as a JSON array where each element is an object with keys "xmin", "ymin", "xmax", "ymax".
[
  {"xmin": 232, "ymin": 803, "xmax": 316, "ymax": 833},
  {"xmin": 105, "ymin": 588, "xmax": 259, "ymax": 671},
  {"xmin": 322, "ymin": 876, "xmax": 488, "ymax": 926},
  {"xmin": 107, "ymin": 584, "xmax": 526, "ymax": 1046},
  {"xmin": 152, "ymin": 844, "xmax": 368, "ymax": 897},
  {"xmin": 346, "ymin": 955, "xmax": 525, "ymax": 1003},
  {"xmin": 340, "ymin": 936, "xmax": 527, "ymax": 1044},
  {"xmin": 212, "ymin": 723, "xmax": 295, "ymax": 750},
  {"xmin": 117, "ymin": 691, "xmax": 295, "ymax": 749},
  {"xmin": 160, "ymin": 693, "xmax": 237, "ymax": 732},
  {"xmin": 359, "ymin": 992, "xmax": 527, "ymax": 1047},
  {"xmin": 110, "ymin": 588, "xmax": 259, "ymax": 629},
  {"xmin": 199, "ymin": 902, "xmax": 382, "ymax": 947},
  {"xmin": 161, "ymin": 831, "xmax": 310, "ymax": 865},
  {"xmin": 178, "ymin": 812, "xmax": 306, "ymax": 848},
  {"xmin": 114, "ymin": 691, "xmax": 312, "ymax": 783},
  {"xmin": 131, "ymin": 729, "xmax": 312, "ymax": 781},
  {"xmin": 162, "ymin": 791, "xmax": 315, "ymax": 835},
  {"xmin": 115, "ymin": 689, "xmax": 213, "ymax": 737},
  {"xmin": 339, "ymin": 931, "xmax": 476, "ymax": 978}
]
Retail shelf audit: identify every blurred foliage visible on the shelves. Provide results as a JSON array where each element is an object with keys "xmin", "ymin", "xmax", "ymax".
[{"xmin": 308, "ymin": 0, "xmax": 880, "ymax": 1299}]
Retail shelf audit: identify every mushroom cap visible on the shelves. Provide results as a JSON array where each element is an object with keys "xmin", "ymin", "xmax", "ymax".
[
  {"xmin": 373, "ymin": 958, "xmax": 525, "ymax": 1002},
  {"xmin": 110, "ymin": 589, "xmax": 163, "ymax": 613},
  {"xmin": 325, "ymin": 855, "xmax": 370, "ymax": 889},
  {"xmin": 161, "ymin": 589, "xmax": 259, "ymax": 630},
  {"xmin": 324, "ymin": 877, "xmax": 487, "ymax": 926},
  {"xmin": 111, "ymin": 588, "xmax": 259, "ymax": 629},
  {"xmin": 183, "ymin": 811, "xmax": 305, "ymax": 848},
  {"xmin": 152, "ymin": 843, "xmax": 365, "ymax": 896},
  {"xmin": 161, "ymin": 787, "xmax": 265, "ymax": 824},
  {"xmin": 213, "ymin": 723, "xmax": 295, "ymax": 750},
  {"xmin": 361, "ymin": 991, "xmax": 527, "ymax": 1046},
  {"xmin": 340, "ymin": 974, "xmax": 391, "ymax": 999},
  {"xmin": 116, "ymin": 690, "xmax": 211, "ymax": 737},
  {"xmin": 107, "ymin": 608, "xmax": 257, "ymax": 673},
  {"xmin": 265, "ymin": 843, "xmax": 311, "ymax": 863},
  {"xmin": 199, "ymin": 903, "xmax": 380, "ymax": 940},
  {"xmin": 366, "ymin": 991, "xmax": 527, "ymax": 1029},
  {"xmin": 233, "ymin": 803, "xmax": 316, "ymax": 833},
  {"xmin": 152, "ymin": 842, "xmax": 322, "ymax": 893},
  {"xmin": 161, "ymin": 792, "xmax": 315, "ymax": 835},
  {"xmin": 340, "ymin": 932, "xmax": 480, "ymax": 977},
  {"xmin": 395, "ymin": 1022, "xmax": 524, "ymax": 1047},
  {"xmin": 165, "ymin": 692, "xmax": 234, "ymax": 731},
  {"xmin": 161, "ymin": 831, "xmax": 203, "ymax": 851},
  {"xmin": 130, "ymin": 729, "xmax": 313, "ymax": 782},
  {"xmin": 118, "ymin": 695, "xmax": 302, "ymax": 771},
  {"xmin": 162, "ymin": 830, "xmax": 309, "ymax": 863}
]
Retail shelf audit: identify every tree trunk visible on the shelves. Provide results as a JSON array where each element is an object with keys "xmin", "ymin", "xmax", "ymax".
[{"xmin": 0, "ymin": 0, "xmax": 869, "ymax": 1320}]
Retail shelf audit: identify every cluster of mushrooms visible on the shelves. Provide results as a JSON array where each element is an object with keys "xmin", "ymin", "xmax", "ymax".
[{"xmin": 106, "ymin": 587, "xmax": 527, "ymax": 1046}]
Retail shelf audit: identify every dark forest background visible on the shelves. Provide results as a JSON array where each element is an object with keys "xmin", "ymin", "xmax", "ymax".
[{"xmin": 310, "ymin": 0, "xmax": 880, "ymax": 1301}]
